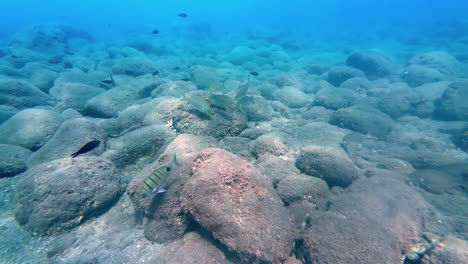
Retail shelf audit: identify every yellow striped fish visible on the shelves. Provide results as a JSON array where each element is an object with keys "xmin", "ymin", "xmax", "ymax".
[{"xmin": 140, "ymin": 156, "xmax": 180, "ymax": 198}]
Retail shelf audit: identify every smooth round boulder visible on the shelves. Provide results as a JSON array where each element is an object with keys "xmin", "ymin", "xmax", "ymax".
[
  {"xmin": 182, "ymin": 148, "xmax": 295, "ymax": 263},
  {"xmin": 329, "ymin": 105, "xmax": 393, "ymax": 138},
  {"xmin": 0, "ymin": 144, "xmax": 32, "ymax": 177},
  {"xmin": 296, "ymin": 146, "xmax": 359, "ymax": 188},
  {"xmin": 27, "ymin": 118, "xmax": 107, "ymax": 167},
  {"xmin": 313, "ymin": 87, "xmax": 358, "ymax": 110},
  {"xmin": 111, "ymin": 57, "xmax": 158, "ymax": 77},
  {"xmin": 276, "ymin": 174, "xmax": 330, "ymax": 205},
  {"xmin": 0, "ymin": 109, "xmax": 63, "ymax": 150},
  {"xmin": 272, "ymin": 86, "xmax": 310, "ymax": 108},
  {"xmin": 0, "ymin": 78, "xmax": 50, "ymax": 109},
  {"xmin": 0, "ymin": 105, "xmax": 18, "ymax": 124},
  {"xmin": 434, "ymin": 79, "xmax": 468, "ymax": 121},
  {"xmin": 50, "ymin": 82, "xmax": 105, "ymax": 113},
  {"xmin": 401, "ymin": 65, "xmax": 443, "ymax": 87},
  {"xmin": 14, "ymin": 156, "xmax": 123, "ymax": 235},
  {"xmin": 326, "ymin": 66, "xmax": 365, "ymax": 86},
  {"xmin": 346, "ymin": 50, "xmax": 393, "ymax": 78},
  {"xmin": 102, "ymin": 125, "xmax": 176, "ymax": 168}
]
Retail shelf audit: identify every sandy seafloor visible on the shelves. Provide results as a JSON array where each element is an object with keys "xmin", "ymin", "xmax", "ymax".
[{"xmin": 0, "ymin": 24, "xmax": 467, "ymax": 264}]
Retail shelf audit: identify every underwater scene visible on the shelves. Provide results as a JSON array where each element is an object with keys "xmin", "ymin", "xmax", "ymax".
[{"xmin": 0, "ymin": 0, "xmax": 467, "ymax": 263}]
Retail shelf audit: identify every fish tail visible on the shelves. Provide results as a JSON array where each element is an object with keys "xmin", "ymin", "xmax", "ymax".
[{"xmin": 170, "ymin": 154, "xmax": 181, "ymax": 169}]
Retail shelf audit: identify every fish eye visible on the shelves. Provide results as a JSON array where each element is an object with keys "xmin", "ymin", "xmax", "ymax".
[{"xmin": 167, "ymin": 167, "xmax": 171, "ymax": 171}]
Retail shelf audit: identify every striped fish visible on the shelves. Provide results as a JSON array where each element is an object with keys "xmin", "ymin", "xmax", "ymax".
[{"xmin": 140, "ymin": 156, "xmax": 181, "ymax": 198}]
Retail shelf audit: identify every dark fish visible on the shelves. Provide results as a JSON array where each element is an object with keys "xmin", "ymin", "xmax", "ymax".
[
  {"xmin": 250, "ymin": 71, "xmax": 259, "ymax": 76},
  {"xmin": 152, "ymin": 70, "xmax": 159, "ymax": 76},
  {"xmin": 152, "ymin": 29, "xmax": 160, "ymax": 34},
  {"xmin": 177, "ymin": 13, "xmax": 188, "ymax": 18},
  {"xmin": 140, "ymin": 156, "xmax": 181, "ymax": 197},
  {"xmin": 71, "ymin": 140, "xmax": 101, "ymax": 158},
  {"xmin": 100, "ymin": 74, "xmax": 115, "ymax": 86},
  {"xmin": 11, "ymin": 55, "xmax": 20, "ymax": 58},
  {"xmin": 181, "ymin": 77, "xmax": 190, "ymax": 81},
  {"xmin": 64, "ymin": 51, "xmax": 74, "ymax": 55},
  {"xmin": 173, "ymin": 66, "xmax": 180, "ymax": 70}
]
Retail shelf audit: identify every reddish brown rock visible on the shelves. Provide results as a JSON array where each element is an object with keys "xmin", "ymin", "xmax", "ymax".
[{"xmin": 182, "ymin": 148, "xmax": 295, "ymax": 263}]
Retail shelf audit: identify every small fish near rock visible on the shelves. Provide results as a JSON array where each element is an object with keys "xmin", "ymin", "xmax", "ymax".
[
  {"xmin": 249, "ymin": 71, "xmax": 259, "ymax": 76},
  {"xmin": 152, "ymin": 29, "xmax": 160, "ymax": 34},
  {"xmin": 71, "ymin": 140, "xmax": 101, "ymax": 158},
  {"xmin": 139, "ymin": 155, "xmax": 181, "ymax": 199},
  {"xmin": 177, "ymin": 13, "xmax": 188, "ymax": 18}
]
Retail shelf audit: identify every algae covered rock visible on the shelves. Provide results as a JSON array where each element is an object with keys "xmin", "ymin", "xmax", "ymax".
[
  {"xmin": 0, "ymin": 144, "xmax": 31, "ymax": 178},
  {"xmin": 434, "ymin": 79, "xmax": 468, "ymax": 121},
  {"xmin": 15, "ymin": 156, "xmax": 123, "ymax": 235},
  {"xmin": 313, "ymin": 87, "xmax": 358, "ymax": 110},
  {"xmin": 27, "ymin": 118, "xmax": 106, "ymax": 167},
  {"xmin": 329, "ymin": 105, "xmax": 393, "ymax": 138},
  {"xmin": 301, "ymin": 175, "xmax": 437, "ymax": 264},
  {"xmin": 326, "ymin": 66, "xmax": 365, "ymax": 86},
  {"xmin": 127, "ymin": 134, "xmax": 220, "ymax": 243},
  {"xmin": 182, "ymin": 148, "xmax": 295, "ymax": 263},
  {"xmin": 0, "ymin": 109, "xmax": 63, "ymax": 151},
  {"xmin": 103, "ymin": 125, "xmax": 176, "ymax": 168},
  {"xmin": 346, "ymin": 50, "xmax": 393, "ymax": 78},
  {"xmin": 0, "ymin": 78, "xmax": 50, "ymax": 109},
  {"xmin": 296, "ymin": 146, "xmax": 359, "ymax": 188},
  {"xmin": 49, "ymin": 82, "xmax": 105, "ymax": 113}
]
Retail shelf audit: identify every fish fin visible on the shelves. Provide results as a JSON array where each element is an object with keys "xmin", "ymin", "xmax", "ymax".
[
  {"xmin": 154, "ymin": 187, "xmax": 166, "ymax": 193},
  {"xmin": 71, "ymin": 152, "xmax": 78, "ymax": 158},
  {"xmin": 170, "ymin": 155, "xmax": 181, "ymax": 169}
]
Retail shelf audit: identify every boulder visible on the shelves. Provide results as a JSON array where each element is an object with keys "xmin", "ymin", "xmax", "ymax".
[
  {"xmin": 190, "ymin": 65, "xmax": 221, "ymax": 90},
  {"xmin": 346, "ymin": 50, "xmax": 393, "ymax": 78},
  {"xmin": 326, "ymin": 66, "xmax": 365, "ymax": 86},
  {"xmin": 339, "ymin": 77, "xmax": 373, "ymax": 94},
  {"xmin": 255, "ymin": 153, "xmax": 301, "ymax": 187},
  {"xmin": 156, "ymin": 97, "xmax": 247, "ymax": 140},
  {"xmin": 182, "ymin": 148, "xmax": 295, "ymax": 263},
  {"xmin": 313, "ymin": 87, "xmax": 358, "ymax": 110},
  {"xmin": 276, "ymin": 174, "xmax": 330, "ymax": 206},
  {"xmin": 329, "ymin": 105, "xmax": 393, "ymax": 138},
  {"xmin": 151, "ymin": 81, "xmax": 197, "ymax": 98},
  {"xmin": 379, "ymin": 82, "xmax": 449, "ymax": 119},
  {"xmin": 272, "ymin": 86, "xmax": 310, "ymax": 108},
  {"xmin": 408, "ymin": 51, "xmax": 460, "ymax": 76},
  {"xmin": 229, "ymin": 46, "xmax": 256, "ymax": 65},
  {"xmin": 29, "ymin": 68, "xmax": 58, "ymax": 92},
  {"xmin": 111, "ymin": 57, "xmax": 158, "ymax": 77},
  {"xmin": 163, "ymin": 232, "xmax": 229, "ymax": 264},
  {"xmin": 0, "ymin": 109, "xmax": 63, "ymax": 150},
  {"xmin": 421, "ymin": 236, "xmax": 468, "ymax": 264},
  {"xmin": 301, "ymin": 175, "xmax": 440, "ymax": 264},
  {"xmin": 0, "ymin": 144, "xmax": 31, "ymax": 177},
  {"xmin": 102, "ymin": 125, "xmax": 176, "ymax": 168},
  {"xmin": 50, "ymin": 82, "xmax": 105, "ymax": 113},
  {"xmin": 0, "ymin": 105, "xmax": 18, "ymax": 124},
  {"xmin": 401, "ymin": 65, "xmax": 444, "ymax": 87},
  {"xmin": 14, "ymin": 156, "xmax": 122, "ymax": 235},
  {"xmin": 0, "ymin": 78, "xmax": 50, "ymax": 109},
  {"xmin": 84, "ymin": 75, "xmax": 160, "ymax": 118},
  {"xmin": 27, "ymin": 118, "xmax": 107, "ymax": 167},
  {"xmin": 127, "ymin": 134, "xmax": 220, "ymax": 243},
  {"xmin": 434, "ymin": 79, "xmax": 468, "ymax": 121},
  {"xmin": 296, "ymin": 146, "xmax": 359, "ymax": 188},
  {"xmin": 251, "ymin": 132, "xmax": 288, "ymax": 158}
]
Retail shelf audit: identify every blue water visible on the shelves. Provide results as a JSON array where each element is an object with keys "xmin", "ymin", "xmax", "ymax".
[
  {"xmin": 2, "ymin": 0, "xmax": 467, "ymax": 38},
  {"xmin": 0, "ymin": 0, "xmax": 467, "ymax": 263}
]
